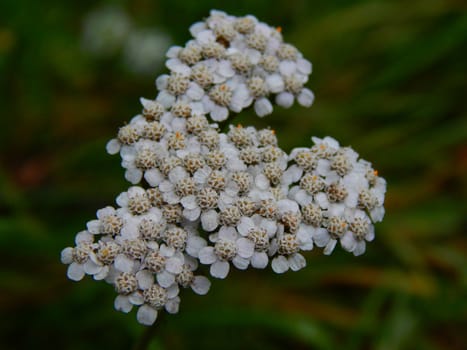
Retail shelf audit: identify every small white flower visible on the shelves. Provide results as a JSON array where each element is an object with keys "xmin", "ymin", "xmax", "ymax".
[
  {"xmin": 135, "ymin": 283, "xmax": 180, "ymax": 325},
  {"xmin": 198, "ymin": 226, "xmax": 254, "ymax": 278},
  {"xmin": 236, "ymin": 215, "xmax": 277, "ymax": 269}
]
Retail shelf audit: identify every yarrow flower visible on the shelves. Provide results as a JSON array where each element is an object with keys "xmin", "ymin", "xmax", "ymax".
[{"xmin": 62, "ymin": 10, "xmax": 386, "ymax": 326}]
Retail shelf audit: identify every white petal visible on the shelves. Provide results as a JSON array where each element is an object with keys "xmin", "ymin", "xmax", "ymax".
[
  {"xmin": 251, "ymin": 252, "xmax": 268, "ymax": 269},
  {"xmin": 86, "ymin": 220, "xmax": 101, "ymax": 234},
  {"xmin": 218, "ymin": 60, "xmax": 235, "ymax": 77},
  {"xmin": 106, "ymin": 139, "xmax": 121, "ymax": 155},
  {"xmin": 114, "ymin": 254, "xmax": 135, "ymax": 273},
  {"xmin": 275, "ymin": 92, "xmax": 294, "ymax": 108},
  {"xmin": 137, "ymin": 305, "xmax": 158, "ymax": 326},
  {"xmin": 193, "ymin": 166, "xmax": 211, "ymax": 184},
  {"xmin": 198, "ymin": 247, "xmax": 217, "ymax": 264},
  {"xmin": 210, "ymin": 105, "xmax": 229, "ymax": 121},
  {"xmin": 300, "ymin": 240, "xmax": 314, "ymax": 251},
  {"xmin": 183, "ymin": 255, "xmax": 198, "ymax": 270},
  {"xmin": 67, "ymin": 263, "xmax": 85, "ymax": 281},
  {"xmin": 165, "ymin": 297, "xmax": 180, "ymax": 314},
  {"xmin": 282, "ymin": 165, "xmax": 303, "ymax": 185},
  {"xmin": 157, "ymin": 270, "xmax": 175, "ymax": 288},
  {"xmin": 254, "ymin": 98, "xmax": 273, "ymax": 117},
  {"xmin": 237, "ymin": 217, "xmax": 254, "ymax": 236},
  {"xmin": 245, "ymin": 48, "xmax": 261, "ymax": 64},
  {"xmin": 128, "ymin": 186, "xmax": 146, "ymax": 197},
  {"xmin": 191, "ymin": 101, "xmax": 206, "ymax": 115},
  {"xmin": 156, "ymin": 90, "xmax": 176, "ymax": 108},
  {"xmin": 159, "ymin": 244, "xmax": 175, "ymax": 257},
  {"xmin": 120, "ymin": 221, "xmax": 139, "ymax": 240},
  {"xmin": 323, "ymin": 136, "xmax": 340, "ymax": 150},
  {"xmin": 144, "ymin": 169, "xmax": 164, "ymax": 186},
  {"xmin": 189, "ymin": 22, "xmax": 206, "ymax": 36},
  {"xmin": 166, "ymin": 58, "xmax": 191, "ymax": 75},
  {"xmin": 171, "ymin": 117, "xmax": 186, "ymax": 133},
  {"xmin": 323, "ymin": 239, "xmax": 337, "ymax": 255},
  {"xmin": 191, "ymin": 276, "xmax": 211, "ymax": 295},
  {"xmin": 366, "ymin": 225, "xmax": 375, "ymax": 242},
  {"xmin": 146, "ymin": 241, "xmax": 159, "ymax": 251},
  {"xmin": 277, "ymin": 199, "xmax": 299, "ymax": 214},
  {"xmin": 237, "ymin": 238, "xmax": 255, "ymax": 258},
  {"xmin": 84, "ymin": 259, "xmax": 102, "ymax": 275},
  {"xmin": 93, "ymin": 265, "xmax": 109, "ymax": 280},
  {"xmin": 262, "ymin": 219, "xmax": 278, "ymax": 237},
  {"xmin": 136, "ymin": 270, "xmax": 154, "ymax": 290},
  {"xmin": 75, "ymin": 231, "xmax": 93, "ymax": 244},
  {"xmin": 297, "ymin": 88, "xmax": 314, "ymax": 107},
  {"xmin": 186, "ymin": 236, "xmax": 207, "ymax": 258},
  {"xmin": 265, "ymin": 74, "xmax": 284, "ymax": 93},
  {"xmin": 166, "ymin": 283, "xmax": 180, "ymax": 298},
  {"xmin": 104, "ymin": 266, "xmax": 118, "ymax": 284},
  {"xmin": 288, "ymin": 253, "xmax": 306, "ymax": 271},
  {"xmin": 181, "ymin": 195, "xmax": 198, "ymax": 210},
  {"xmin": 129, "ymin": 292, "xmax": 144, "ymax": 305},
  {"xmin": 316, "ymin": 159, "xmax": 331, "ymax": 176},
  {"xmin": 297, "ymin": 59, "xmax": 312, "ymax": 75},
  {"xmin": 166, "ymin": 256, "xmax": 184, "ymax": 274},
  {"xmin": 159, "ymin": 180, "xmax": 174, "ymax": 192},
  {"xmin": 140, "ymin": 97, "xmax": 156, "ymax": 109},
  {"xmin": 232, "ymin": 256, "xmax": 249, "ymax": 270},
  {"xmin": 156, "ymin": 75, "xmax": 169, "ymax": 90},
  {"xmin": 218, "ymin": 192, "xmax": 235, "ymax": 210},
  {"xmin": 114, "ymin": 295, "xmax": 133, "ymax": 313},
  {"xmin": 201, "ymin": 210, "xmax": 219, "ymax": 232},
  {"xmin": 294, "ymin": 189, "xmax": 312, "ymax": 206},
  {"xmin": 297, "ymin": 225, "xmax": 313, "ymax": 246},
  {"xmin": 166, "ymin": 46, "xmax": 181, "ymax": 58},
  {"xmin": 218, "ymin": 226, "xmax": 238, "ymax": 241},
  {"xmin": 210, "ymin": 260, "xmax": 230, "ymax": 279},
  {"xmin": 96, "ymin": 206, "xmax": 115, "ymax": 219},
  {"xmin": 271, "ymin": 256, "xmax": 289, "ymax": 274},
  {"xmin": 183, "ymin": 207, "xmax": 201, "ymax": 221},
  {"xmin": 186, "ymin": 82, "xmax": 204, "ymax": 100},
  {"xmin": 255, "ymin": 173, "xmax": 270, "ymax": 190},
  {"xmin": 168, "ymin": 166, "xmax": 188, "ymax": 183},
  {"xmin": 340, "ymin": 232, "xmax": 356, "ymax": 252},
  {"xmin": 196, "ymin": 29, "xmax": 215, "ymax": 45},
  {"xmin": 344, "ymin": 191, "xmax": 359, "ymax": 208},
  {"xmin": 279, "ymin": 60, "xmax": 296, "ymax": 76},
  {"xmin": 315, "ymin": 192, "xmax": 329, "ymax": 209},
  {"xmin": 268, "ymin": 239, "xmax": 279, "ymax": 256},
  {"xmin": 120, "ymin": 146, "xmax": 136, "ymax": 162},
  {"xmin": 230, "ymin": 85, "xmax": 249, "ymax": 113},
  {"xmin": 125, "ymin": 168, "xmax": 143, "ymax": 184},
  {"xmin": 353, "ymin": 241, "xmax": 366, "ymax": 256},
  {"xmin": 370, "ymin": 206, "xmax": 385, "ymax": 222},
  {"xmin": 60, "ymin": 247, "xmax": 73, "ymax": 264},
  {"xmin": 115, "ymin": 192, "xmax": 128, "ymax": 207},
  {"xmin": 226, "ymin": 157, "xmax": 246, "ymax": 171},
  {"xmin": 328, "ymin": 204, "xmax": 345, "ymax": 218}
]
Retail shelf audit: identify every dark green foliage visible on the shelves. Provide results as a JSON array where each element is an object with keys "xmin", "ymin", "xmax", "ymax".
[{"xmin": 0, "ymin": 1, "xmax": 465, "ymax": 349}]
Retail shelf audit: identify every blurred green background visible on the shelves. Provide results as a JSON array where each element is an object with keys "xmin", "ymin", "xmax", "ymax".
[{"xmin": 1, "ymin": 0, "xmax": 466, "ymax": 349}]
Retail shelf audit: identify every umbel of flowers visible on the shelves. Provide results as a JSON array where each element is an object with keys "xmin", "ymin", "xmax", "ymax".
[{"xmin": 61, "ymin": 10, "xmax": 386, "ymax": 326}]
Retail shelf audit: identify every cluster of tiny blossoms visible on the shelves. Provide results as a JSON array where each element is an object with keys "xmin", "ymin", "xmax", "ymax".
[
  {"xmin": 61, "ymin": 10, "xmax": 386, "ymax": 326},
  {"xmin": 157, "ymin": 10, "xmax": 314, "ymax": 121}
]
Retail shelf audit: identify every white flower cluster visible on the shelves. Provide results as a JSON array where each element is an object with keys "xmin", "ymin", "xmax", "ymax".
[
  {"xmin": 62, "ymin": 10, "xmax": 386, "ymax": 326},
  {"xmin": 156, "ymin": 10, "xmax": 314, "ymax": 120},
  {"xmin": 287, "ymin": 137, "xmax": 386, "ymax": 257}
]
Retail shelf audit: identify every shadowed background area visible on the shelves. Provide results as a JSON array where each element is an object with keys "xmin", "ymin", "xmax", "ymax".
[{"xmin": 0, "ymin": 0, "xmax": 466, "ymax": 349}]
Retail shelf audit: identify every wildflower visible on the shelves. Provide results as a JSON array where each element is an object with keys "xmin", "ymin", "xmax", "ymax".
[{"xmin": 63, "ymin": 10, "xmax": 386, "ymax": 327}]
